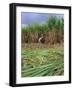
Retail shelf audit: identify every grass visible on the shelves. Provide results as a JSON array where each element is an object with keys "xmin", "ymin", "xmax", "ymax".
[{"xmin": 21, "ymin": 48, "xmax": 64, "ymax": 77}]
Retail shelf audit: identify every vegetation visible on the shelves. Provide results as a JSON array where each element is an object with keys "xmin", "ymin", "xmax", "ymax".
[
  {"xmin": 22, "ymin": 16, "xmax": 64, "ymax": 44},
  {"xmin": 22, "ymin": 16, "xmax": 64, "ymax": 32},
  {"xmin": 21, "ymin": 16, "xmax": 64, "ymax": 77},
  {"xmin": 21, "ymin": 48, "xmax": 64, "ymax": 77}
]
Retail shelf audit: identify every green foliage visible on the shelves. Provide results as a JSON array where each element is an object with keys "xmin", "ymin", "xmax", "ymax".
[
  {"xmin": 21, "ymin": 48, "xmax": 64, "ymax": 77},
  {"xmin": 47, "ymin": 16, "xmax": 64, "ymax": 31},
  {"xmin": 47, "ymin": 16, "xmax": 57, "ymax": 30},
  {"xmin": 22, "ymin": 16, "xmax": 64, "ymax": 32}
]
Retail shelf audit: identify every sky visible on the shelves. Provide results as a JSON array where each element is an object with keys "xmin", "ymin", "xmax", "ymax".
[{"xmin": 21, "ymin": 12, "xmax": 64, "ymax": 27}]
